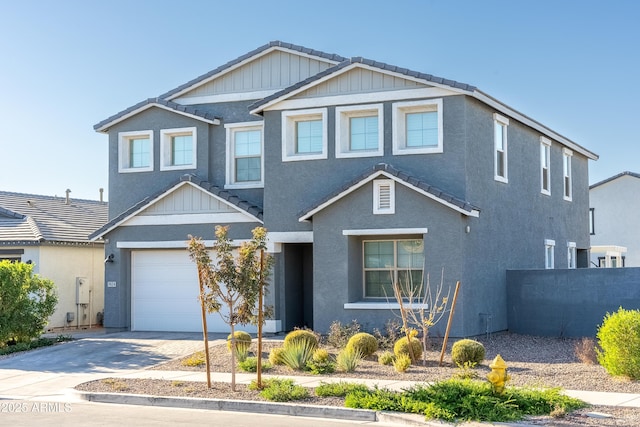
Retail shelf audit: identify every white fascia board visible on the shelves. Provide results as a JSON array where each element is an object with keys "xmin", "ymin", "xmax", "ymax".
[
  {"xmin": 342, "ymin": 228, "xmax": 428, "ymax": 236},
  {"xmin": 117, "ymin": 239, "xmax": 251, "ymax": 249},
  {"xmin": 166, "ymin": 46, "xmax": 342, "ymax": 102},
  {"xmin": 261, "ymin": 87, "xmax": 457, "ymax": 113},
  {"xmin": 251, "ymin": 62, "xmax": 471, "ymax": 115},
  {"xmin": 299, "ymin": 171, "xmax": 479, "ymax": 221},
  {"xmin": 473, "ymin": 90, "xmax": 598, "ymax": 160},
  {"xmin": 95, "ymin": 103, "xmax": 220, "ymax": 133},
  {"xmin": 174, "ymin": 90, "xmax": 279, "ymax": 105},
  {"xmin": 122, "ymin": 212, "xmax": 254, "ymax": 226}
]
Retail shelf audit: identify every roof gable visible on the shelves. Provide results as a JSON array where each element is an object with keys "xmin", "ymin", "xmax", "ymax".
[
  {"xmin": 90, "ymin": 175, "xmax": 263, "ymax": 240},
  {"xmin": 590, "ymin": 171, "xmax": 640, "ymax": 190},
  {"xmin": 299, "ymin": 163, "xmax": 480, "ymax": 221}
]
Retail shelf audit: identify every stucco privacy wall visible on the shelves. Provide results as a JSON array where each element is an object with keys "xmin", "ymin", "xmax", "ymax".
[
  {"xmin": 35, "ymin": 245, "xmax": 105, "ymax": 329},
  {"xmin": 507, "ymin": 268, "xmax": 640, "ymax": 337}
]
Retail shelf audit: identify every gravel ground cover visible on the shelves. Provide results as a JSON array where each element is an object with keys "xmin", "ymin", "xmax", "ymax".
[{"xmin": 76, "ymin": 332, "xmax": 640, "ymax": 426}]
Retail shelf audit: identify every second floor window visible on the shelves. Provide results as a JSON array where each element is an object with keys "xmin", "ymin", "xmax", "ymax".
[
  {"xmin": 161, "ymin": 127, "xmax": 196, "ymax": 171},
  {"xmin": 225, "ymin": 122, "xmax": 263, "ymax": 188},
  {"xmin": 336, "ymin": 104, "xmax": 384, "ymax": 158},
  {"xmin": 540, "ymin": 137, "xmax": 551, "ymax": 195},
  {"xmin": 493, "ymin": 113, "xmax": 509, "ymax": 183},
  {"xmin": 563, "ymin": 148, "xmax": 573, "ymax": 201},
  {"xmin": 282, "ymin": 108, "xmax": 327, "ymax": 161},
  {"xmin": 118, "ymin": 130, "xmax": 153, "ymax": 173},
  {"xmin": 393, "ymin": 99, "xmax": 443, "ymax": 155}
]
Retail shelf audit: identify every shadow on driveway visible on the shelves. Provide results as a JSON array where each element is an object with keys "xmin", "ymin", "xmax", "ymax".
[{"xmin": 0, "ymin": 332, "xmax": 223, "ymax": 374}]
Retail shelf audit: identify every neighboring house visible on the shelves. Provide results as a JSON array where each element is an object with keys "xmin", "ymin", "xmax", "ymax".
[
  {"xmin": 91, "ymin": 41, "xmax": 598, "ymax": 337},
  {"xmin": 589, "ymin": 171, "xmax": 640, "ymax": 267},
  {"xmin": 0, "ymin": 191, "xmax": 108, "ymax": 329}
]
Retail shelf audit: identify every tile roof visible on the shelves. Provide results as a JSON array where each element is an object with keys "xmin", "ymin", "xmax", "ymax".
[
  {"xmin": 94, "ymin": 98, "xmax": 220, "ymax": 132},
  {"xmin": 89, "ymin": 174, "xmax": 263, "ymax": 240},
  {"xmin": 590, "ymin": 171, "xmax": 640, "ymax": 189},
  {"xmin": 249, "ymin": 56, "xmax": 477, "ymax": 112},
  {"xmin": 299, "ymin": 163, "xmax": 480, "ymax": 221},
  {"xmin": 0, "ymin": 191, "xmax": 108, "ymax": 245}
]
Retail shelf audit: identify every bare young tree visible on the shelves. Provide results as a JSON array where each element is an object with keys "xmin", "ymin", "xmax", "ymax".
[
  {"xmin": 390, "ymin": 268, "xmax": 451, "ymax": 365},
  {"xmin": 188, "ymin": 225, "xmax": 272, "ymax": 391}
]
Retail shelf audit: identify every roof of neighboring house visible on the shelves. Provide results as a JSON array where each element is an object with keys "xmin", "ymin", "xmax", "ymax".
[
  {"xmin": 89, "ymin": 174, "xmax": 263, "ymax": 240},
  {"xmin": 299, "ymin": 163, "xmax": 480, "ymax": 221},
  {"xmin": 0, "ymin": 191, "xmax": 108, "ymax": 245},
  {"xmin": 590, "ymin": 171, "xmax": 640, "ymax": 190}
]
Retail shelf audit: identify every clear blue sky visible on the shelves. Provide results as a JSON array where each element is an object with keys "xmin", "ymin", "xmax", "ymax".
[{"xmin": 1, "ymin": 0, "xmax": 638, "ymax": 201}]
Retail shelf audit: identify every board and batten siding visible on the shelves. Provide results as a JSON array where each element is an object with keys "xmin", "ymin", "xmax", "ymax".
[
  {"xmin": 179, "ymin": 50, "xmax": 336, "ymax": 98},
  {"xmin": 139, "ymin": 185, "xmax": 237, "ymax": 216}
]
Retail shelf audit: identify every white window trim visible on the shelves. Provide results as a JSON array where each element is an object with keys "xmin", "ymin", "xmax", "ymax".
[
  {"xmin": 225, "ymin": 121, "xmax": 264, "ymax": 189},
  {"xmin": 392, "ymin": 98, "xmax": 443, "ymax": 155},
  {"xmin": 160, "ymin": 127, "xmax": 197, "ymax": 171},
  {"xmin": 545, "ymin": 239, "xmax": 555, "ymax": 269},
  {"xmin": 540, "ymin": 136, "xmax": 551, "ymax": 196},
  {"xmin": 373, "ymin": 179, "xmax": 395, "ymax": 215},
  {"xmin": 563, "ymin": 148, "xmax": 573, "ymax": 201},
  {"xmin": 335, "ymin": 104, "xmax": 384, "ymax": 158},
  {"xmin": 362, "ymin": 238, "xmax": 425, "ymax": 299},
  {"xmin": 282, "ymin": 108, "xmax": 328, "ymax": 162},
  {"xmin": 493, "ymin": 113, "xmax": 509, "ymax": 183},
  {"xmin": 567, "ymin": 241, "xmax": 577, "ymax": 269},
  {"xmin": 118, "ymin": 130, "xmax": 154, "ymax": 173}
]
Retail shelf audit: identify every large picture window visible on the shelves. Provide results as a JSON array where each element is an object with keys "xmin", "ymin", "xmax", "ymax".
[{"xmin": 363, "ymin": 239, "xmax": 424, "ymax": 298}]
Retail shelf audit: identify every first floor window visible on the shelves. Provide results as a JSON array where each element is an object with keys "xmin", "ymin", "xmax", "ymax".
[
  {"xmin": 225, "ymin": 122, "xmax": 263, "ymax": 188},
  {"xmin": 118, "ymin": 130, "xmax": 153, "ymax": 173},
  {"xmin": 160, "ymin": 127, "xmax": 196, "ymax": 170},
  {"xmin": 363, "ymin": 239, "xmax": 424, "ymax": 298},
  {"xmin": 567, "ymin": 242, "xmax": 577, "ymax": 269},
  {"xmin": 545, "ymin": 239, "xmax": 555, "ymax": 269}
]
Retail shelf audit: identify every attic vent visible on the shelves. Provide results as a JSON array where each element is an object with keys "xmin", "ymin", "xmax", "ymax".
[{"xmin": 373, "ymin": 179, "xmax": 395, "ymax": 215}]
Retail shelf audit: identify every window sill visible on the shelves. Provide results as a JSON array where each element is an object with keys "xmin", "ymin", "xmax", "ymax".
[
  {"xmin": 224, "ymin": 182, "xmax": 264, "ymax": 190},
  {"xmin": 344, "ymin": 302, "xmax": 429, "ymax": 310}
]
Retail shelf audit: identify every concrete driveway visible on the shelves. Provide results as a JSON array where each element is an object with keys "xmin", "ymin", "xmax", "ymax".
[{"xmin": 0, "ymin": 331, "xmax": 220, "ymax": 401}]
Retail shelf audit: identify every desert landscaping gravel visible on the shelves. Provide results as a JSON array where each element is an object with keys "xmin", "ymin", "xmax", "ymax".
[{"xmin": 76, "ymin": 332, "xmax": 640, "ymax": 426}]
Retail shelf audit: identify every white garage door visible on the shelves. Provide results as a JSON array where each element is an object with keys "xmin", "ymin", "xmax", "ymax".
[{"xmin": 131, "ymin": 250, "xmax": 256, "ymax": 333}]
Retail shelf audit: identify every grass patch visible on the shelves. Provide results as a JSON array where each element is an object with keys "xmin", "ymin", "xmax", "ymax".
[
  {"xmin": 344, "ymin": 378, "xmax": 586, "ymax": 423},
  {"xmin": 250, "ymin": 378, "xmax": 309, "ymax": 402}
]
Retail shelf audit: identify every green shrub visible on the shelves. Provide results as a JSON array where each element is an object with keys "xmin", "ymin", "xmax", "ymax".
[
  {"xmin": 315, "ymin": 381, "xmax": 369, "ymax": 397},
  {"xmin": 181, "ymin": 351, "xmax": 206, "ymax": 367},
  {"xmin": 257, "ymin": 378, "xmax": 309, "ymax": 402},
  {"xmin": 451, "ymin": 339, "xmax": 485, "ymax": 366},
  {"xmin": 227, "ymin": 331, "xmax": 252, "ymax": 362},
  {"xmin": 238, "ymin": 356, "xmax": 272, "ymax": 372},
  {"xmin": 378, "ymin": 351, "xmax": 395, "ymax": 366},
  {"xmin": 345, "ymin": 379, "xmax": 586, "ymax": 423},
  {"xmin": 393, "ymin": 336, "xmax": 422, "ymax": 361},
  {"xmin": 346, "ymin": 332, "xmax": 378, "ymax": 357},
  {"xmin": 280, "ymin": 339, "xmax": 315, "ymax": 370},
  {"xmin": 326, "ymin": 320, "xmax": 361, "ymax": 348},
  {"xmin": 306, "ymin": 348, "xmax": 335, "ymax": 374},
  {"xmin": 0, "ymin": 261, "xmax": 58, "ymax": 345},
  {"xmin": 268, "ymin": 347, "xmax": 285, "ymax": 365},
  {"xmin": 336, "ymin": 346, "xmax": 363, "ymax": 372},
  {"xmin": 284, "ymin": 329, "xmax": 319, "ymax": 352},
  {"xmin": 393, "ymin": 353, "xmax": 411, "ymax": 373},
  {"xmin": 596, "ymin": 307, "xmax": 640, "ymax": 379}
]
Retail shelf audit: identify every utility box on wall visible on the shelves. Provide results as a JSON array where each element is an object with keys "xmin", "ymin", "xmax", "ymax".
[{"xmin": 76, "ymin": 277, "xmax": 90, "ymax": 305}]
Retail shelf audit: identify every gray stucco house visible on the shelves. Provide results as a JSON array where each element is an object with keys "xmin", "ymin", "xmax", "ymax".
[{"xmin": 91, "ymin": 41, "xmax": 598, "ymax": 336}]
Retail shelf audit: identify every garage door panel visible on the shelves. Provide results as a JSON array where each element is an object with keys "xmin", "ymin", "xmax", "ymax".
[{"xmin": 131, "ymin": 249, "xmax": 256, "ymax": 333}]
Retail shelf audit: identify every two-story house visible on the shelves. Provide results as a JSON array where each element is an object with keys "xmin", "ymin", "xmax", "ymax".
[{"xmin": 91, "ymin": 41, "xmax": 597, "ymax": 337}]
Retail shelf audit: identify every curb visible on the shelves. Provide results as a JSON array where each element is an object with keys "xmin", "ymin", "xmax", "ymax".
[{"xmin": 75, "ymin": 390, "xmax": 377, "ymax": 422}]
